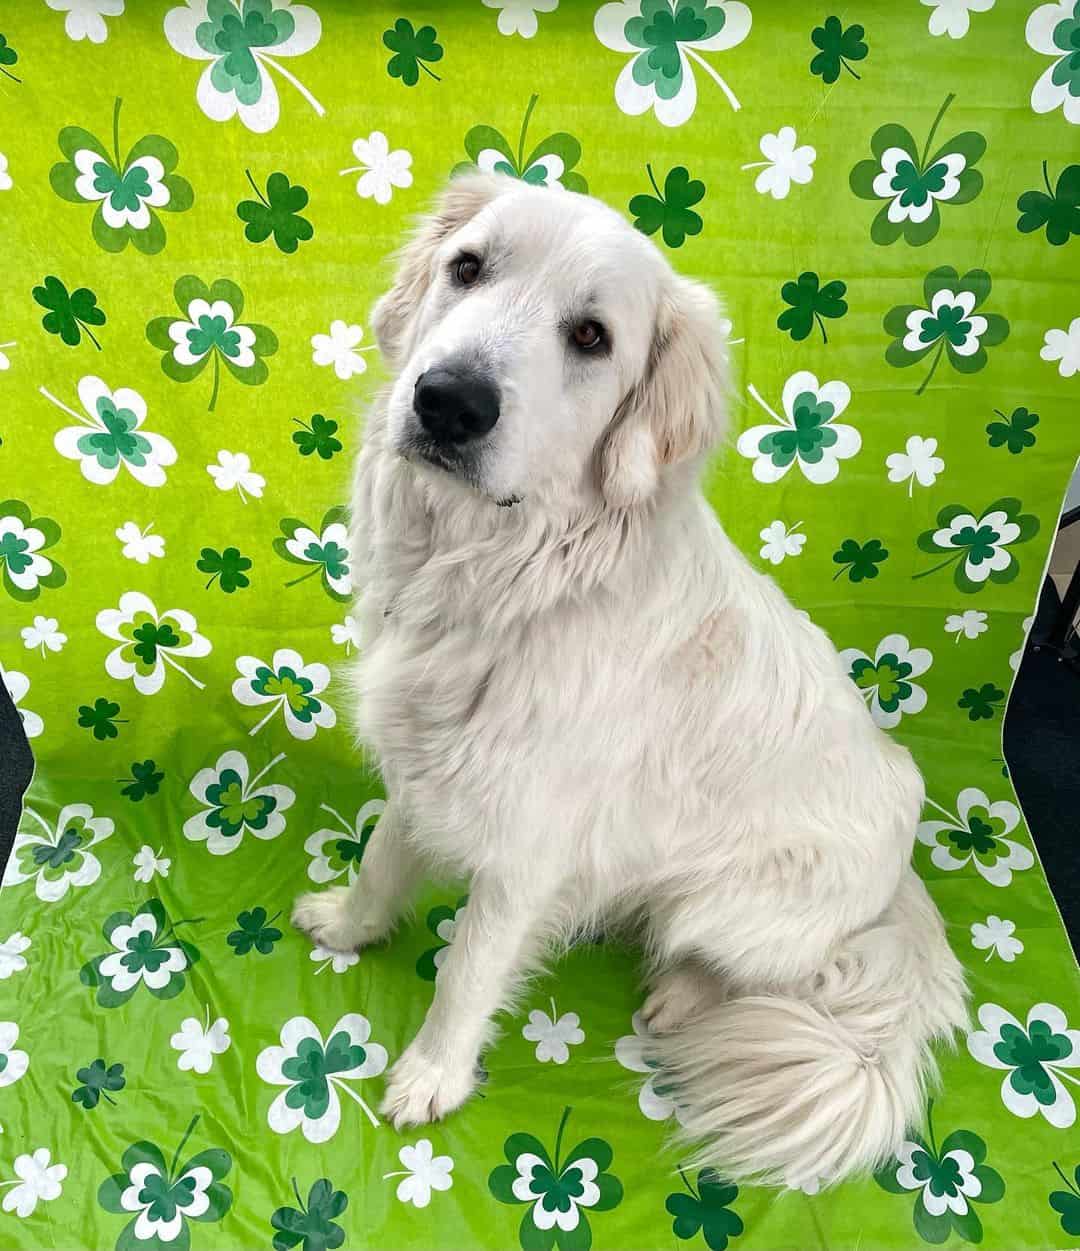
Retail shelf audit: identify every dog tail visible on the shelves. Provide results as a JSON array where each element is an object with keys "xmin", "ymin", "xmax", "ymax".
[{"xmin": 647, "ymin": 870, "xmax": 969, "ymax": 1188}]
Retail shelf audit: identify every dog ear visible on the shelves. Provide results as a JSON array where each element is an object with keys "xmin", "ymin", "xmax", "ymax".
[
  {"xmin": 371, "ymin": 172, "xmax": 508, "ymax": 368},
  {"xmin": 597, "ymin": 276, "xmax": 728, "ymax": 509}
]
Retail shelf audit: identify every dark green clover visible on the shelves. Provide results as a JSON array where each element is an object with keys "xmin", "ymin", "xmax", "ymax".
[
  {"xmin": 998, "ymin": 1015, "xmax": 1073, "ymax": 1107},
  {"xmin": 227, "ymin": 906, "xmax": 283, "ymax": 956},
  {"xmin": 283, "ymin": 1032, "xmax": 368, "ymax": 1121},
  {"xmin": 778, "ymin": 271, "xmax": 847, "ymax": 343},
  {"xmin": 292, "ymin": 414, "xmax": 342, "ymax": 460},
  {"xmin": 384, "ymin": 18, "xmax": 443, "ymax": 85},
  {"xmin": 197, "ymin": 546, "xmax": 252, "ymax": 593},
  {"xmin": 237, "ymin": 170, "xmax": 313, "ymax": 254},
  {"xmin": 630, "ymin": 164, "xmax": 705, "ymax": 249},
  {"xmin": 0, "ymin": 33, "xmax": 20, "ymax": 83},
  {"xmin": 958, "ymin": 683, "xmax": 1005, "ymax": 722},
  {"xmin": 1018, "ymin": 162, "xmax": 1080, "ymax": 246},
  {"xmin": 667, "ymin": 1167, "xmax": 743, "ymax": 1250},
  {"xmin": 78, "ymin": 697, "xmax": 126, "ymax": 741},
  {"xmin": 72, "ymin": 1059, "xmax": 125, "ymax": 1109},
  {"xmin": 1051, "ymin": 1161, "xmax": 1080, "ymax": 1237},
  {"xmin": 33, "ymin": 276, "xmax": 106, "ymax": 349},
  {"xmin": 832, "ymin": 538, "xmax": 889, "ymax": 583},
  {"xmin": 810, "ymin": 16, "xmax": 867, "ymax": 83},
  {"xmin": 132, "ymin": 620, "xmax": 180, "ymax": 666},
  {"xmin": 271, "ymin": 1177, "xmax": 349, "ymax": 1251},
  {"xmin": 119, "ymin": 759, "xmax": 164, "ymax": 802},
  {"xmin": 986, "ymin": 406, "xmax": 1038, "ymax": 454}
]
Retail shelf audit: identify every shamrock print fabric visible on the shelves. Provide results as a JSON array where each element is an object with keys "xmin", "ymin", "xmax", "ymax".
[{"xmin": 1, "ymin": 2, "xmax": 1079, "ymax": 1249}]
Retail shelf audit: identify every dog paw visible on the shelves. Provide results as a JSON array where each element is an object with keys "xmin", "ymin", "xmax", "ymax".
[
  {"xmin": 380, "ymin": 1044, "xmax": 477, "ymax": 1129},
  {"xmin": 291, "ymin": 888, "xmax": 388, "ymax": 953},
  {"xmin": 642, "ymin": 965, "xmax": 716, "ymax": 1033}
]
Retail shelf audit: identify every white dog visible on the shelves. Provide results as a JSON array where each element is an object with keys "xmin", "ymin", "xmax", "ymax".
[{"xmin": 293, "ymin": 172, "xmax": 968, "ymax": 1187}]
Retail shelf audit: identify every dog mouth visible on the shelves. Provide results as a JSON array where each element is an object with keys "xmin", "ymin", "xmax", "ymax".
[{"xmin": 400, "ymin": 437, "xmax": 520, "ymax": 507}]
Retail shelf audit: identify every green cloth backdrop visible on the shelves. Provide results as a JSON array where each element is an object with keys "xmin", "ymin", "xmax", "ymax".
[{"xmin": 1, "ymin": 2, "xmax": 1079, "ymax": 1248}]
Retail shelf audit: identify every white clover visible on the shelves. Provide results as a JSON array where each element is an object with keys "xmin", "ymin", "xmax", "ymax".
[
  {"xmin": 873, "ymin": 148, "xmax": 967, "ymax": 223},
  {"xmin": 45, "ymin": 0, "xmax": 124, "ymax": 43},
  {"xmin": 614, "ymin": 1011, "xmax": 690, "ymax": 1126},
  {"xmin": 116, "ymin": 521, "xmax": 165, "ymax": 564},
  {"xmin": 741, "ymin": 127, "xmax": 816, "ymax": 199},
  {"xmin": 0, "ymin": 154, "xmax": 11, "ymax": 192},
  {"xmin": 340, "ymin": 132, "xmax": 413, "ymax": 204},
  {"xmin": 0, "ymin": 339, "xmax": 14, "ymax": 370},
  {"xmin": 1010, "ymin": 614, "xmax": 1035, "ymax": 672},
  {"xmin": 931, "ymin": 507, "xmax": 1023, "ymax": 587},
  {"xmin": 0, "ymin": 510, "xmax": 60, "ymax": 597},
  {"xmin": 170, "ymin": 1010, "xmax": 231, "ymax": 1073},
  {"xmin": 886, "ymin": 435, "xmax": 944, "ymax": 495},
  {"xmin": 739, "ymin": 372, "xmax": 861, "ymax": 485},
  {"xmin": 0, "ymin": 1149, "xmax": 66, "ymax": 1217},
  {"xmin": 183, "ymin": 749, "xmax": 294, "ymax": 854},
  {"xmin": 3, "ymin": 803, "xmax": 113, "ymax": 902},
  {"xmin": 971, "ymin": 916, "xmax": 1023, "ymax": 963},
  {"xmin": 20, "ymin": 615, "xmax": 67, "ymax": 656},
  {"xmin": 97, "ymin": 916, "xmax": 188, "ymax": 994},
  {"xmin": 164, "ymin": 0, "xmax": 323, "ymax": 133},
  {"xmin": 1040, "ymin": 317, "xmax": 1080, "ymax": 377},
  {"xmin": 894, "ymin": 1138, "xmax": 983, "ymax": 1215},
  {"xmin": 968, "ymin": 1002, "xmax": 1080, "ymax": 1127},
  {"xmin": 482, "ymin": 0, "xmax": 558, "ymax": 36},
  {"xmin": 384, "ymin": 1139, "xmax": 455, "ymax": 1207},
  {"xmin": 96, "ymin": 590, "xmax": 211, "ymax": 694},
  {"xmin": 304, "ymin": 799, "xmax": 384, "ymax": 885},
  {"xmin": 311, "ymin": 320, "xmax": 377, "ymax": 380},
  {"xmin": 232, "ymin": 649, "xmax": 336, "ymax": 740},
  {"xmin": 0, "ymin": 934, "xmax": 30, "ymax": 980},
  {"xmin": 169, "ymin": 299, "xmax": 254, "ymax": 368},
  {"xmin": 511, "ymin": 1147, "xmax": 602, "ymax": 1232},
  {"xmin": 522, "ymin": 998, "xmax": 585, "ymax": 1064},
  {"xmin": 72, "ymin": 148, "xmax": 168, "ymax": 227},
  {"xmin": 905, "ymin": 289, "xmax": 986, "ymax": 356},
  {"xmin": 310, "ymin": 946, "xmax": 360, "ymax": 975},
  {"xmin": 331, "ymin": 614, "xmax": 362, "ymax": 655},
  {"xmin": 132, "ymin": 845, "xmax": 171, "ymax": 883},
  {"xmin": 0, "ymin": 1023, "xmax": 28, "ymax": 1091},
  {"xmin": 838, "ymin": 634, "xmax": 932, "ymax": 730},
  {"xmin": 1, "ymin": 668, "xmax": 43, "ymax": 741},
  {"xmin": 758, "ymin": 520, "xmax": 806, "ymax": 566},
  {"xmin": 207, "ymin": 449, "xmax": 265, "ymax": 501},
  {"xmin": 945, "ymin": 609, "xmax": 988, "ymax": 641},
  {"xmin": 917, "ymin": 788, "xmax": 1034, "ymax": 887},
  {"xmin": 595, "ymin": 0, "xmax": 752, "ymax": 122},
  {"xmin": 921, "ymin": 0, "xmax": 995, "ymax": 38},
  {"xmin": 1027, "ymin": 2, "xmax": 1080, "ymax": 124}
]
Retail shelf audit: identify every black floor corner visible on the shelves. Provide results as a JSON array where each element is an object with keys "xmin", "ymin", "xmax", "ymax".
[{"xmin": 0, "ymin": 677, "xmax": 33, "ymax": 866}]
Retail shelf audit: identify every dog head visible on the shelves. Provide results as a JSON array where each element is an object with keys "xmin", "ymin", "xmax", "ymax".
[{"xmin": 374, "ymin": 172, "xmax": 728, "ymax": 511}]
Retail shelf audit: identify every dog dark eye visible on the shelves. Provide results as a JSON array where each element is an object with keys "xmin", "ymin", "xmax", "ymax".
[
  {"xmin": 572, "ymin": 320, "xmax": 605, "ymax": 351},
  {"xmin": 455, "ymin": 254, "xmax": 482, "ymax": 286}
]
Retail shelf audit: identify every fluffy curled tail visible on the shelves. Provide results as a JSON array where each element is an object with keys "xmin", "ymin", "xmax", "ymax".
[{"xmin": 647, "ymin": 870, "xmax": 969, "ymax": 1188}]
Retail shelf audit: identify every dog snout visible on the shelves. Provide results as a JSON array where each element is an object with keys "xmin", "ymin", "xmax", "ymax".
[{"xmin": 414, "ymin": 365, "xmax": 500, "ymax": 444}]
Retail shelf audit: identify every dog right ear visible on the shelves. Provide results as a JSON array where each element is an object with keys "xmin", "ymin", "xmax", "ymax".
[{"xmin": 371, "ymin": 172, "xmax": 508, "ymax": 368}]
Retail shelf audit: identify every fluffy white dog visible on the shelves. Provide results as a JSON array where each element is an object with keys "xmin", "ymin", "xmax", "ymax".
[{"xmin": 293, "ymin": 172, "xmax": 968, "ymax": 1187}]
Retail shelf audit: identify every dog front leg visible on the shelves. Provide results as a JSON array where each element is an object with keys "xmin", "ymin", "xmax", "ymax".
[{"xmin": 380, "ymin": 869, "xmax": 553, "ymax": 1128}]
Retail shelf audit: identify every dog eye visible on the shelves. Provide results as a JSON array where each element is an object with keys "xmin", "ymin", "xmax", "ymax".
[
  {"xmin": 454, "ymin": 254, "xmax": 482, "ymax": 286},
  {"xmin": 571, "ymin": 320, "xmax": 606, "ymax": 351}
]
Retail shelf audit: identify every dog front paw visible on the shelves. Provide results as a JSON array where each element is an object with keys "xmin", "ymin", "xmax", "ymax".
[
  {"xmin": 380, "ymin": 1044, "xmax": 477, "ymax": 1129},
  {"xmin": 291, "ymin": 888, "xmax": 389, "ymax": 953}
]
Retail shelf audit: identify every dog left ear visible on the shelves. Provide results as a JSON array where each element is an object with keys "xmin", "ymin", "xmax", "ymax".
[{"xmin": 597, "ymin": 276, "xmax": 728, "ymax": 509}]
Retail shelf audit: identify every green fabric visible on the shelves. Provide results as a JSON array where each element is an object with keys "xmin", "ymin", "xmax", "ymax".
[{"xmin": 1, "ymin": 2, "xmax": 1079, "ymax": 1249}]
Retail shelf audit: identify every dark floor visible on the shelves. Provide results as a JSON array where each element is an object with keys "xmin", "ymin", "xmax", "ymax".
[{"xmin": 1, "ymin": 582, "xmax": 1078, "ymax": 956}]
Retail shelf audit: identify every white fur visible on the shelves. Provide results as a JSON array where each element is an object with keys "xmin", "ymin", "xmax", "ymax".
[{"xmin": 292, "ymin": 174, "xmax": 968, "ymax": 1186}]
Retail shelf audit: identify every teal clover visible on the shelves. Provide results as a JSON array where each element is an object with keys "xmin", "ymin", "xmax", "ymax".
[
  {"xmin": 80, "ymin": 898, "xmax": 200, "ymax": 1009},
  {"xmin": 624, "ymin": 0, "xmax": 726, "ymax": 102}
]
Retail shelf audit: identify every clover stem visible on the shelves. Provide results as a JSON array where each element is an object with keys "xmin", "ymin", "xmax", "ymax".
[
  {"xmin": 416, "ymin": 59, "xmax": 441, "ymax": 83},
  {"xmin": 746, "ymin": 382, "xmax": 787, "ymax": 426},
  {"xmin": 908, "ymin": 474, "xmax": 915, "ymax": 500},
  {"xmin": 517, "ymin": 94, "xmax": 539, "ymax": 173},
  {"xmin": 1052, "ymin": 1161, "xmax": 1080, "ymax": 1196},
  {"xmin": 677, "ymin": 1166, "xmax": 698, "ymax": 1199},
  {"xmin": 112, "ymin": 97, "xmax": 123, "ymax": 170},
  {"xmin": 922, "ymin": 797, "xmax": 961, "ymax": 825},
  {"xmin": 169, "ymin": 1114, "xmax": 200, "ymax": 1182},
  {"xmin": 552, "ymin": 1105, "xmax": 572, "ymax": 1174},
  {"xmin": 259, "ymin": 54, "xmax": 327, "ymax": 114},
  {"xmin": 248, "ymin": 701, "xmax": 283, "ymax": 738},
  {"xmin": 814, "ymin": 313, "xmax": 828, "ymax": 345},
  {"xmin": 911, "ymin": 549, "xmax": 961, "ymax": 581},
  {"xmin": 334, "ymin": 1078, "xmax": 380, "ymax": 1128},
  {"xmin": 984, "ymin": 948, "xmax": 994, "ymax": 961},
  {"xmin": 292, "ymin": 1177, "xmax": 306, "ymax": 1213},
  {"xmin": 247, "ymin": 751, "xmax": 287, "ymax": 792},
  {"xmin": 163, "ymin": 652, "xmax": 206, "ymax": 691},
  {"xmin": 103, "ymin": 1091, "xmax": 117, "ymax": 1106},
  {"xmin": 645, "ymin": 162, "xmax": 662, "ymax": 200},
  {"xmin": 1041, "ymin": 160, "xmax": 1053, "ymax": 198},
  {"xmin": 38, "ymin": 385, "xmax": 98, "ymax": 428},
  {"xmin": 208, "ymin": 352, "xmax": 221, "ymax": 413},
  {"xmin": 203, "ymin": 572, "xmax": 219, "ymax": 591},
  {"xmin": 925, "ymin": 1098, "xmax": 937, "ymax": 1158},
  {"xmin": 683, "ymin": 49, "xmax": 740, "ymax": 111},
  {"xmin": 840, "ymin": 58, "xmax": 860, "ymax": 81},
  {"xmin": 549, "ymin": 996, "xmax": 557, "ymax": 1022},
  {"xmin": 81, "ymin": 321, "xmax": 102, "ymax": 352},
  {"xmin": 1056, "ymin": 1070, "xmax": 1080, "ymax": 1089},
  {"xmin": 920, "ymin": 93, "xmax": 956, "ymax": 168},
  {"xmin": 991, "ymin": 408, "xmax": 1007, "ymax": 421},
  {"xmin": 284, "ymin": 564, "xmax": 323, "ymax": 589},
  {"xmin": 831, "ymin": 564, "xmax": 851, "ymax": 582},
  {"xmin": 318, "ymin": 802, "xmax": 352, "ymax": 831},
  {"xmin": 0, "ymin": 67, "xmax": 21, "ymax": 84},
  {"xmin": 292, "ymin": 417, "xmax": 312, "ymax": 431},
  {"xmin": 914, "ymin": 339, "xmax": 946, "ymax": 397},
  {"xmin": 244, "ymin": 168, "xmax": 269, "ymax": 208}
]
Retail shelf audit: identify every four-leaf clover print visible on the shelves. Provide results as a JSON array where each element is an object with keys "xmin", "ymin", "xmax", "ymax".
[
  {"xmin": 0, "ymin": 32, "xmax": 21, "ymax": 83},
  {"xmin": 739, "ymin": 371, "xmax": 861, "ymax": 484},
  {"xmin": 594, "ymin": 0, "xmax": 753, "ymax": 123},
  {"xmin": 1018, "ymin": 161, "xmax": 1080, "ymax": 245},
  {"xmin": 875, "ymin": 1102, "xmax": 1005, "ymax": 1245},
  {"xmin": 72, "ymin": 1059, "xmax": 125, "ymax": 1110},
  {"xmin": 98, "ymin": 1114, "xmax": 233, "ymax": 1246},
  {"xmin": 384, "ymin": 17, "xmax": 443, "ymax": 84},
  {"xmin": 198, "ymin": 546, "xmax": 253, "ymax": 593},
  {"xmin": 630, "ymin": 164, "xmax": 705, "ymax": 247},
  {"xmin": 147, "ymin": 275, "xmax": 278, "ymax": 412},
  {"xmin": 958, "ymin": 681, "xmax": 1006, "ymax": 722},
  {"xmin": 274, "ymin": 508, "xmax": 352, "ymax": 600},
  {"xmin": 839, "ymin": 633, "xmax": 932, "ymax": 730},
  {"xmin": 666, "ymin": 1167, "xmax": 743, "ymax": 1250},
  {"xmin": 232, "ymin": 648, "xmax": 337, "ymax": 739},
  {"xmin": 33, "ymin": 275, "xmax": 106, "ymax": 349},
  {"xmin": 120, "ymin": 760, "xmax": 164, "ymax": 802},
  {"xmin": 1051, "ymin": 1161, "xmax": 1080, "ymax": 1237},
  {"xmin": 915, "ymin": 498, "xmax": 1039, "ymax": 593},
  {"xmin": 777, "ymin": 271, "xmax": 847, "ymax": 343},
  {"xmin": 5, "ymin": 802, "xmax": 113, "ymax": 903},
  {"xmin": 292, "ymin": 414, "xmax": 342, "ymax": 459},
  {"xmin": 489, "ymin": 1106, "xmax": 623, "ymax": 1249},
  {"xmin": 238, "ymin": 169, "xmax": 313, "ymax": 253},
  {"xmin": 49, "ymin": 97, "xmax": 194, "ymax": 254},
  {"xmin": 164, "ymin": 0, "xmax": 324, "ymax": 132},
  {"xmin": 183, "ymin": 748, "xmax": 295, "ymax": 854},
  {"xmin": 271, "ymin": 1177, "xmax": 349, "ymax": 1251},
  {"xmin": 0, "ymin": 500, "xmax": 67, "ymax": 602},
  {"xmin": 809, "ymin": 16, "xmax": 867, "ymax": 83},
  {"xmin": 986, "ymin": 406, "xmax": 1038, "ymax": 454},
  {"xmin": 850, "ymin": 94, "xmax": 985, "ymax": 246},
  {"xmin": 885, "ymin": 266, "xmax": 1009, "ymax": 394},
  {"xmin": 832, "ymin": 538, "xmax": 889, "ymax": 583},
  {"xmin": 917, "ymin": 787, "xmax": 1034, "ymax": 886},
  {"xmin": 453, "ymin": 94, "xmax": 588, "ymax": 192},
  {"xmin": 78, "ymin": 697, "xmax": 126, "ymax": 741},
  {"xmin": 968, "ymin": 1001, "xmax": 1080, "ymax": 1128},
  {"xmin": 227, "ymin": 906, "xmax": 283, "ymax": 955},
  {"xmin": 96, "ymin": 590, "xmax": 212, "ymax": 694},
  {"xmin": 80, "ymin": 898, "xmax": 200, "ymax": 1008}
]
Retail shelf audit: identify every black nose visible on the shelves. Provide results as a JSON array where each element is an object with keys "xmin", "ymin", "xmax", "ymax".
[{"xmin": 413, "ymin": 366, "xmax": 500, "ymax": 444}]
